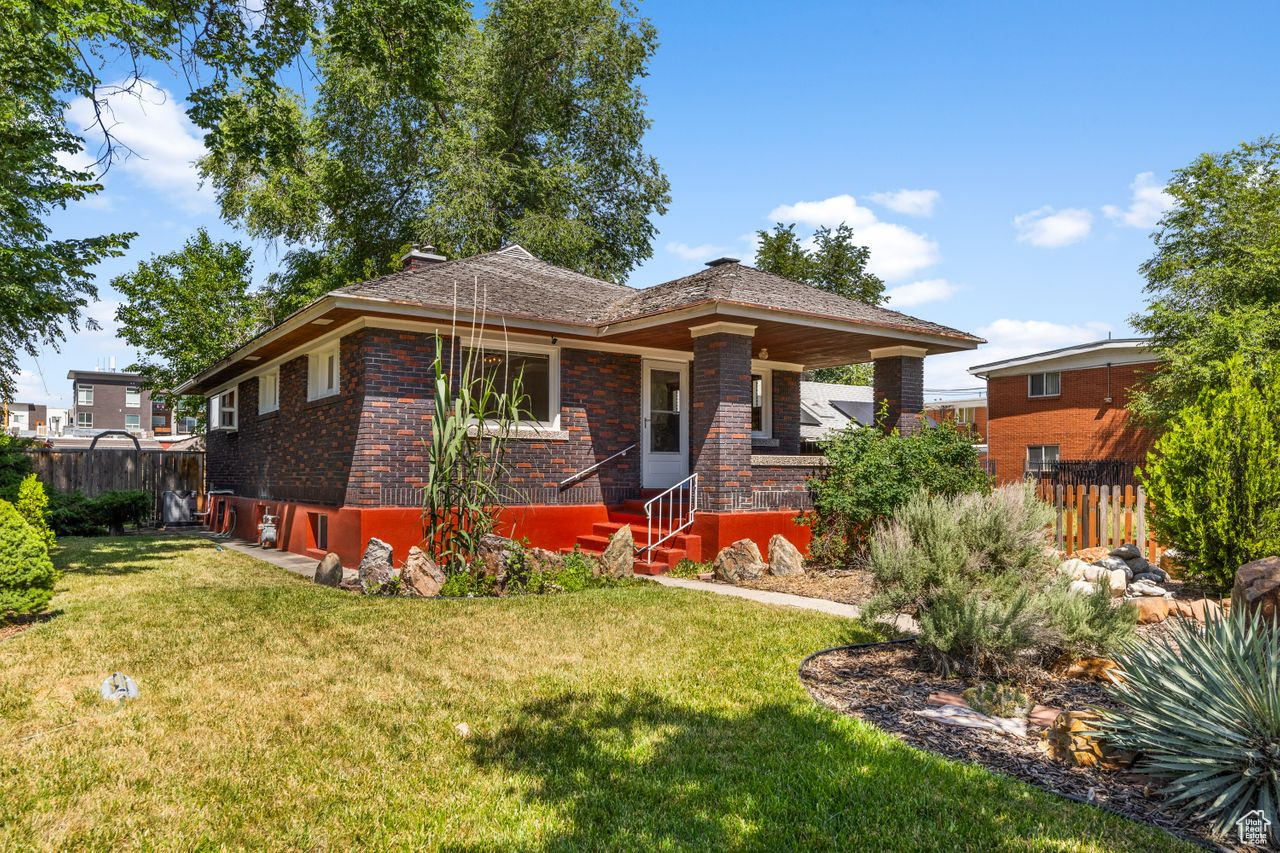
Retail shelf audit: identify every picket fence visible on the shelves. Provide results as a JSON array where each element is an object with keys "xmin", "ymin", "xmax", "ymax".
[{"xmin": 1035, "ymin": 482, "xmax": 1164, "ymax": 562}]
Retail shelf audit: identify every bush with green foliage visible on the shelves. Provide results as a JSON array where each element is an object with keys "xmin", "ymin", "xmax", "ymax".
[
  {"xmin": 1140, "ymin": 353, "xmax": 1280, "ymax": 591},
  {"xmin": 0, "ymin": 434, "xmax": 35, "ymax": 502},
  {"xmin": 15, "ymin": 474, "xmax": 54, "ymax": 552},
  {"xmin": 808, "ymin": 420, "xmax": 989, "ymax": 565},
  {"xmin": 94, "ymin": 491, "xmax": 151, "ymax": 535},
  {"xmin": 46, "ymin": 489, "xmax": 151, "ymax": 537},
  {"xmin": 865, "ymin": 482, "xmax": 1133, "ymax": 677},
  {"xmin": 1101, "ymin": 609, "xmax": 1280, "ymax": 842},
  {"xmin": 0, "ymin": 500, "xmax": 58, "ymax": 618}
]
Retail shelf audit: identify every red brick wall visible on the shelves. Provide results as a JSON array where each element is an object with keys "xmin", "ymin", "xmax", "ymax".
[
  {"xmin": 924, "ymin": 404, "xmax": 987, "ymax": 442},
  {"xmin": 986, "ymin": 361, "xmax": 1158, "ymax": 484}
]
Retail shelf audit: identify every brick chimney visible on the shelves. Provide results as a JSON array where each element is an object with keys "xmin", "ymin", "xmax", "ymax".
[{"xmin": 400, "ymin": 244, "xmax": 446, "ymax": 271}]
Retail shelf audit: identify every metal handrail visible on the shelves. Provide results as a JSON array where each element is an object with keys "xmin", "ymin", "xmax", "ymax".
[
  {"xmin": 558, "ymin": 443, "xmax": 637, "ymax": 489},
  {"xmin": 639, "ymin": 472, "xmax": 699, "ymax": 557}
]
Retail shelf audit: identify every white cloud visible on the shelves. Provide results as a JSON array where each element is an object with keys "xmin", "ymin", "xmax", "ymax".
[
  {"xmin": 924, "ymin": 318, "xmax": 1113, "ymax": 391},
  {"xmin": 884, "ymin": 278, "xmax": 956, "ymax": 308},
  {"xmin": 66, "ymin": 81, "xmax": 210, "ymax": 212},
  {"xmin": 1102, "ymin": 172, "xmax": 1173, "ymax": 229},
  {"xmin": 666, "ymin": 241, "xmax": 733, "ymax": 263},
  {"xmin": 767, "ymin": 194, "xmax": 940, "ymax": 280},
  {"xmin": 868, "ymin": 188, "xmax": 940, "ymax": 217},
  {"xmin": 1013, "ymin": 206, "xmax": 1092, "ymax": 248}
]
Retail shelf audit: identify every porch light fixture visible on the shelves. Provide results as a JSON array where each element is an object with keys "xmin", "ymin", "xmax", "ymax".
[{"xmin": 758, "ymin": 348, "xmax": 769, "ymax": 359}]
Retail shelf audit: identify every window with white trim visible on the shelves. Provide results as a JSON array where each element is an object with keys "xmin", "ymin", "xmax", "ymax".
[
  {"xmin": 77, "ymin": 384, "xmax": 94, "ymax": 405},
  {"xmin": 1026, "ymin": 444, "xmax": 1059, "ymax": 473},
  {"xmin": 125, "ymin": 414, "xmax": 141, "ymax": 431},
  {"xmin": 955, "ymin": 406, "xmax": 978, "ymax": 425},
  {"xmin": 461, "ymin": 345, "xmax": 556, "ymax": 424},
  {"xmin": 259, "ymin": 370, "xmax": 280, "ymax": 413},
  {"xmin": 125, "ymin": 386, "xmax": 141, "ymax": 407},
  {"xmin": 77, "ymin": 412, "xmax": 92, "ymax": 428},
  {"xmin": 211, "ymin": 388, "xmax": 237, "ymax": 430},
  {"xmin": 1028, "ymin": 372, "xmax": 1061, "ymax": 398},
  {"xmin": 308, "ymin": 343, "xmax": 341, "ymax": 400},
  {"xmin": 751, "ymin": 370, "xmax": 772, "ymax": 436}
]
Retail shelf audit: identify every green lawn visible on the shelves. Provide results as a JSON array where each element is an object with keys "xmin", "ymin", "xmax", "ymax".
[{"xmin": 0, "ymin": 536, "xmax": 1188, "ymax": 851}]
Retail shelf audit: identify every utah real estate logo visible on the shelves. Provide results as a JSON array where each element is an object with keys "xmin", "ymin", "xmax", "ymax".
[{"xmin": 1237, "ymin": 809, "xmax": 1272, "ymax": 847}]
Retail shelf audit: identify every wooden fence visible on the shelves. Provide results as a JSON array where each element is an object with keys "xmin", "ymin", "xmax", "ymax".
[
  {"xmin": 25, "ymin": 449, "xmax": 205, "ymax": 524},
  {"xmin": 1036, "ymin": 482, "xmax": 1163, "ymax": 562}
]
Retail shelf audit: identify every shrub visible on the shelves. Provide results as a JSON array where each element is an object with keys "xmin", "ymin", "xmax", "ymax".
[
  {"xmin": 15, "ymin": 474, "xmax": 55, "ymax": 552},
  {"xmin": 1039, "ymin": 578, "xmax": 1137, "ymax": 662},
  {"xmin": 1101, "ymin": 609, "xmax": 1280, "ymax": 841},
  {"xmin": 917, "ymin": 588, "xmax": 1042, "ymax": 678},
  {"xmin": 47, "ymin": 490, "xmax": 104, "ymax": 537},
  {"xmin": 0, "ymin": 500, "xmax": 57, "ymax": 618},
  {"xmin": 94, "ymin": 490, "xmax": 150, "ymax": 535},
  {"xmin": 1140, "ymin": 353, "xmax": 1280, "ymax": 590},
  {"xmin": 0, "ymin": 434, "xmax": 34, "ymax": 502},
  {"xmin": 668, "ymin": 559, "xmax": 710, "ymax": 579},
  {"xmin": 807, "ymin": 420, "xmax": 989, "ymax": 565}
]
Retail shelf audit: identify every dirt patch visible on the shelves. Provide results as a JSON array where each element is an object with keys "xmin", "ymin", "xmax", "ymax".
[
  {"xmin": 738, "ymin": 569, "xmax": 874, "ymax": 605},
  {"xmin": 800, "ymin": 642, "xmax": 1223, "ymax": 849},
  {"xmin": 0, "ymin": 612, "xmax": 58, "ymax": 643}
]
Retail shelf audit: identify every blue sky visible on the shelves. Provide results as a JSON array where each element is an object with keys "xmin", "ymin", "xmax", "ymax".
[{"xmin": 17, "ymin": 0, "xmax": 1280, "ymax": 408}]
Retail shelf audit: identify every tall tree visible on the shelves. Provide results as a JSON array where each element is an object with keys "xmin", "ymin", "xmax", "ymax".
[
  {"xmin": 202, "ymin": 0, "xmax": 671, "ymax": 317},
  {"xmin": 755, "ymin": 222, "xmax": 886, "ymax": 384},
  {"xmin": 1130, "ymin": 137, "xmax": 1280, "ymax": 425},
  {"xmin": 0, "ymin": 0, "xmax": 467, "ymax": 400},
  {"xmin": 112, "ymin": 229, "xmax": 267, "ymax": 424}
]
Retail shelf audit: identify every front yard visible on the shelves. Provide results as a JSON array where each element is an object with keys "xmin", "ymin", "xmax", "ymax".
[{"xmin": 0, "ymin": 537, "xmax": 1189, "ymax": 850}]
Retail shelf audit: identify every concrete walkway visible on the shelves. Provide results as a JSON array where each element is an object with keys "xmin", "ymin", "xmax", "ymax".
[{"xmin": 177, "ymin": 530, "xmax": 318, "ymax": 579}]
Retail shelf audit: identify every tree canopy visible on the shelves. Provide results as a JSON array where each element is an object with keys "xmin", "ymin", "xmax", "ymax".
[
  {"xmin": 755, "ymin": 222, "xmax": 886, "ymax": 385},
  {"xmin": 1130, "ymin": 137, "xmax": 1280, "ymax": 424},
  {"xmin": 111, "ymin": 229, "xmax": 267, "ymax": 423}
]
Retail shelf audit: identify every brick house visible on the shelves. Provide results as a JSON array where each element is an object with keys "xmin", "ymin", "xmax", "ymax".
[
  {"xmin": 177, "ymin": 245, "xmax": 981, "ymax": 569},
  {"xmin": 67, "ymin": 369, "xmax": 155, "ymax": 437},
  {"xmin": 968, "ymin": 338, "xmax": 1158, "ymax": 484}
]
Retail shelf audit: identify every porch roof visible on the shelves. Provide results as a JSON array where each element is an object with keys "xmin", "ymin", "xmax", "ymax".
[{"xmin": 177, "ymin": 246, "xmax": 982, "ymax": 394}]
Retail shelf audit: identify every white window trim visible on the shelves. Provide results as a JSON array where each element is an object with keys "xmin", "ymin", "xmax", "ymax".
[
  {"xmin": 1026, "ymin": 444, "xmax": 1060, "ymax": 472},
  {"xmin": 77, "ymin": 412, "xmax": 93, "ymax": 428},
  {"xmin": 259, "ymin": 369, "xmax": 280, "ymax": 414},
  {"xmin": 1027, "ymin": 371, "xmax": 1061, "ymax": 398},
  {"xmin": 750, "ymin": 364, "xmax": 773, "ymax": 439},
  {"xmin": 124, "ymin": 414, "xmax": 142, "ymax": 431},
  {"xmin": 460, "ymin": 339, "xmax": 561, "ymax": 431},
  {"xmin": 77, "ymin": 384, "xmax": 94, "ymax": 406},
  {"xmin": 125, "ymin": 386, "xmax": 141, "ymax": 408},
  {"xmin": 209, "ymin": 387, "xmax": 238, "ymax": 431},
  {"xmin": 308, "ymin": 342, "xmax": 341, "ymax": 401}
]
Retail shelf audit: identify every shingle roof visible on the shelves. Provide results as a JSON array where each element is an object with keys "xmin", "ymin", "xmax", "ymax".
[
  {"xmin": 598, "ymin": 262, "xmax": 980, "ymax": 342},
  {"xmin": 800, "ymin": 381, "xmax": 874, "ymax": 440},
  {"xmin": 331, "ymin": 246, "xmax": 978, "ymax": 343},
  {"xmin": 332, "ymin": 244, "xmax": 632, "ymax": 326}
]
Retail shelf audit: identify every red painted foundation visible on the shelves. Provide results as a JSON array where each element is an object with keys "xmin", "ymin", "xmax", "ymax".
[{"xmin": 206, "ymin": 495, "xmax": 811, "ymax": 569}]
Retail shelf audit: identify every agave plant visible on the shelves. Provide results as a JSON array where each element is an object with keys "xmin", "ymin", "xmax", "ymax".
[{"xmin": 1100, "ymin": 609, "xmax": 1280, "ymax": 841}]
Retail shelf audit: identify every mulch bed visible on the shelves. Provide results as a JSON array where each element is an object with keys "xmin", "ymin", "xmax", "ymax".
[
  {"xmin": 738, "ymin": 568, "xmax": 875, "ymax": 605},
  {"xmin": 0, "ymin": 611, "xmax": 58, "ymax": 643},
  {"xmin": 800, "ymin": 642, "xmax": 1226, "ymax": 850}
]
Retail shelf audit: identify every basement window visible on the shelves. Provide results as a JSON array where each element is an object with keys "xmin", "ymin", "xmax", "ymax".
[
  {"xmin": 1028, "ymin": 372, "xmax": 1061, "ymax": 398},
  {"xmin": 309, "ymin": 512, "xmax": 328, "ymax": 551},
  {"xmin": 1026, "ymin": 444, "xmax": 1060, "ymax": 474}
]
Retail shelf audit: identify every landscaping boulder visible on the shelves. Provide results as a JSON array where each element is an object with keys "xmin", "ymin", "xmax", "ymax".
[
  {"xmin": 1045, "ymin": 710, "xmax": 1109, "ymax": 768},
  {"xmin": 476, "ymin": 534, "xmax": 516, "ymax": 577},
  {"xmin": 767, "ymin": 534, "xmax": 804, "ymax": 577},
  {"xmin": 1130, "ymin": 596, "xmax": 1170, "ymax": 624},
  {"xmin": 358, "ymin": 538, "xmax": 394, "ymax": 592},
  {"xmin": 1232, "ymin": 556, "xmax": 1280, "ymax": 623},
  {"xmin": 1174, "ymin": 598, "xmax": 1226, "ymax": 623},
  {"xmin": 314, "ymin": 553, "xmax": 343, "ymax": 587},
  {"xmin": 1080, "ymin": 564, "xmax": 1110, "ymax": 583},
  {"xmin": 1128, "ymin": 578, "xmax": 1167, "ymax": 597},
  {"xmin": 526, "ymin": 547, "xmax": 563, "ymax": 573},
  {"xmin": 402, "ymin": 546, "xmax": 446, "ymax": 597},
  {"xmin": 1109, "ymin": 543, "xmax": 1141, "ymax": 560},
  {"xmin": 1159, "ymin": 547, "xmax": 1187, "ymax": 573},
  {"xmin": 1092, "ymin": 555, "xmax": 1130, "ymax": 575},
  {"xmin": 1057, "ymin": 558, "xmax": 1091, "ymax": 580},
  {"xmin": 1132, "ymin": 571, "xmax": 1164, "ymax": 584},
  {"xmin": 1107, "ymin": 569, "xmax": 1128, "ymax": 596},
  {"xmin": 339, "ymin": 569, "xmax": 361, "ymax": 591},
  {"xmin": 714, "ymin": 539, "xmax": 766, "ymax": 583},
  {"xmin": 599, "ymin": 526, "xmax": 634, "ymax": 578},
  {"xmin": 1067, "ymin": 579, "xmax": 1097, "ymax": 597},
  {"xmin": 1124, "ymin": 556, "xmax": 1152, "ymax": 575}
]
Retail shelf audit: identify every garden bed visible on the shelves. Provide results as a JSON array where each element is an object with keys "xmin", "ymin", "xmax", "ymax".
[
  {"xmin": 737, "ymin": 567, "xmax": 875, "ymax": 605},
  {"xmin": 800, "ymin": 641, "xmax": 1225, "ymax": 849}
]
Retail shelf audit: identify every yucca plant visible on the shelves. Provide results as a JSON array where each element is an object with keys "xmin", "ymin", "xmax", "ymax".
[
  {"xmin": 421, "ymin": 291, "xmax": 528, "ymax": 576},
  {"xmin": 1100, "ymin": 609, "xmax": 1280, "ymax": 841}
]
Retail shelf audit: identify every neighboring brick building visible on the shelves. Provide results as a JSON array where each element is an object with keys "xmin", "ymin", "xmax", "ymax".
[
  {"xmin": 178, "ymin": 245, "xmax": 982, "ymax": 569},
  {"xmin": 67, "ymin": 369, "xmax": 154, "ymax": 436},
  {"xmin": 924, "ymin": 396, "xmax": 987, "ymax": 443},
  {"xmin": 969, "ymin": 339, "xmax": 1158, "ymax": 484}
]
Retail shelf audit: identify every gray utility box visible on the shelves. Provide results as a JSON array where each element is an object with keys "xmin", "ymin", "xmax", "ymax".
[{"xmin": 161, "ymin": 490, "xmax": 197, "ymax": 525}]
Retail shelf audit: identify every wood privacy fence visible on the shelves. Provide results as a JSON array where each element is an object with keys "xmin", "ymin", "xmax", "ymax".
[
  {"xmin": 25, "ymin": 449, "xmax": 205, "ymax": 524},
  {"xmin": 1036, "ymin": 482, "xmax": 1163, "ymax": 562}
]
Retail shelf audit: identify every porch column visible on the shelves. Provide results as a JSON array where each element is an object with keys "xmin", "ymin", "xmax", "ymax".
[
  {"xmin": 870, "ymin": 345, "xmax": 927, "ymax": 435},
  {"xmin": 690, "ymin": 322, "xmax": 756, "ymax": 511}
]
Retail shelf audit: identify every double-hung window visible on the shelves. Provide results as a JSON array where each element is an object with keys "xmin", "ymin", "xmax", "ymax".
[
  {"xmin": 1028, "ymin": 372, "xmax": 1061, "ymax": 398},
  {"xmin": 125, "ymin": 386, "xmax": 141, "ymax": 407},
  {"xmin": 259, "ymin": 370, "xmax": 280, "ymax": 413},
  {"xmin": 750, "ymin": 370, "xmax": 772, "ymax": 437},
  {"xmin": 77, "ymin": 384, "xmax": 94, "ymax": 406},
  {"xmin": 77, "ymin": 412, "xmax": 92, "ymax": 428},
  {"xmin": 309, "ymin": 343, "xmax": 341, "ymax": 400}
]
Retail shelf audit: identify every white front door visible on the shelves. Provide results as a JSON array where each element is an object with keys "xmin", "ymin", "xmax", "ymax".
[{"xmin": 641, "ymin": 360, "xmax": 689, "ymax": 489}]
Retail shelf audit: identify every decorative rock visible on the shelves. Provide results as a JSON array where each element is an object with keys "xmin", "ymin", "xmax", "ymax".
[
  {"xmin": 1128, "ymin": 578, "xmax": 1167, "ymax": 597},
  {"xmin": 1159, "ymin": 547, "xmax": 1187, "ymax": 573},
  {"xmin": 1081, "ymin": 565, "xmax": 1110, "ymax": 583},
  {"xmin": 714, "ymin": 539, "xmax": 766, "ymax": 582},
  {"xmin": 402, "ymin": 546, "xmax": 446, "ymax": 597},
  {"xmin": 1028, "ymin": 704, "xmax": 1063, "ymax": 729},
  {"xmin": 1130, "ymin": 596, "xmax": 1170, "ymax": 624},
  {"xmin": 1108, "ymin": 569, "xmax": 1128, "ymax": 596},
  {"xmin": 1124, "ymin": 556, "xmax": 1151, "ymax": 574},
  {"xmin": 1109, "ymin": 543, "xmax": 1141, "ymax": 560},
  {"xmin": 1063, "ymin": 657, "xmax": 1122, "ymax": 682},
  {"xmin": 767, "ymin": 534, "xmax": 804, "ymax": 576},
  {"xmin": 1045, "ymin": 710, "xmax": 1108, "ymax": 767},
  {"xmin": 1058, "ymin": 558, "xmax": 1092, "ymax": 580},
  {"xmin": 476, "ymin": 534, "xmax": 515, "ymax": 577},
  {"xmin": 314, "ymin": 553, "xmax": 343, "ymax": 586},
  {"xmin": 1132, "ymin": 571, "xmax": 1164, "ymax": 584},
  {"xmin": 599, "ymin": 526, "xmax": 635, "ymax": 578},
  {"xmin": 1232, "ymin": 556, "xmax": 1280, "ymax": 624},
  {"xmin": 696, "ymin": 571, "xmax": 714, "ymax": 581},
  {"xmin": 1174, "ymin": 598, "xmax": 1226, "ymax": 623},
  {"xmin": 358, "ymin": 538, "xmax": 394, "ymax": 592},
  {"xmin": 1093, "ymin": 555, "xmax": 1131, "ymax": 575},
  {"xmin": 338, "ymin": 568, "xmax": 361, "ymax": 591},
  {"xmin": 1067, "ymin": 579, "xmax": 1098, "ymax": 597}
]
